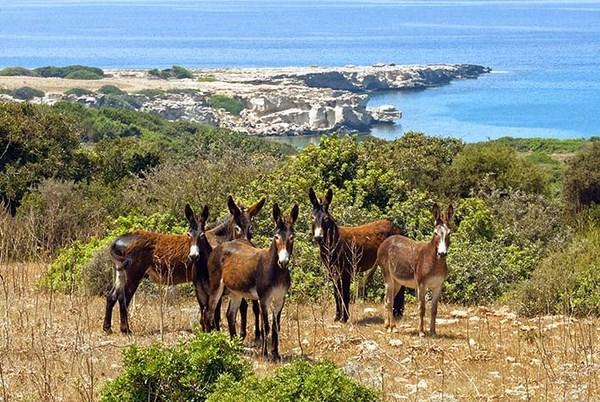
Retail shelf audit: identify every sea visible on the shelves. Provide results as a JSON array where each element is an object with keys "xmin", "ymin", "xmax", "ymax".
[{"xmin": 1, "ymin": 0, "xmax": 600, "ymax": 144}]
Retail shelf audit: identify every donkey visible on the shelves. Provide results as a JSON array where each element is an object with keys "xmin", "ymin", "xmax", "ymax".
[
  {"xmin": 309, "ymin": 188, "xmax": 405, "ymax": 323},
  {"xmin": 103, "ymin": 204, "xmax": 210, "ymax": 334},
  {"xmin": 377, "ymin": 204, "xmax": 453, "ymax": 336},
  {"xmin": 204, "ymin": 195, "xmax": 265, "ymax": 340},
  {"xmin": 205, "ymin": 203, "xmax": 298, "ymax": 361}
]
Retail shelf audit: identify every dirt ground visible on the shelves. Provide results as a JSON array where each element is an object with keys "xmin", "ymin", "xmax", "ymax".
[{"xmin": 0, "ymin": 263, "xmax": 597, "ymax": 401}]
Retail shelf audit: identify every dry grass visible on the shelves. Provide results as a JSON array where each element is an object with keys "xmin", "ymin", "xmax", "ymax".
[{"xmin": 0, "ymin": 263, "xmax": 597, "ymax": 401}]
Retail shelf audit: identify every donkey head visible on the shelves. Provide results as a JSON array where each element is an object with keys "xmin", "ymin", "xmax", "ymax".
[
  {"xmin": 308, "ymin": 187, "xmax": 335, "ymax": 243},
  {"xmin": 432, "ymin": 203, "xmax": 454, "ymax": 257},
  {"xmin": 272, "ymin": 203, "xmax": 299, "ymax": 269},
  {"xmin": 227, "ymin": 195, "xmax": 266, "ymax": 242},
  {"xmin": 185, "ymin": 203, "xmax": 210, "ymax": 261}
]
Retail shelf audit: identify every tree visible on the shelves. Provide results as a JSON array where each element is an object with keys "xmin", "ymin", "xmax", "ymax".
[
  {"xmin": 0, "ymin": 103, "xmax": 86, "ymax": 212},
  {"xmin": 564, "ymin": 141, "xmax": 600, "ymax": 214}
]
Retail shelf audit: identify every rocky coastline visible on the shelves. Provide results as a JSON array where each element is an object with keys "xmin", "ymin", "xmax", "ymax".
[{"xmin": 0, "ymin": 64, "xmax": 490, "ymax": 136}]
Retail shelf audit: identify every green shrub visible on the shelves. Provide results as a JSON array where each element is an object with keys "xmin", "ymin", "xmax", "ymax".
[
  {"xmin": 0, "ymin": 103, "xmax": 81, "ymax": 210},
  {"xmin": 511, "ymin": 226, "xmax": 600, "ymax": 316},
  {"xmin": 33, "ymin": 65, "xmax": 104, "ymax": 79},
  {"xmin": 443, "ymin": 142, "xmax": 548, "ymax": 197},
  {"xmin": 208, "ymin": 94, "xmax": 245, "ymax": 116},
  {"xmin": 197, "ymin": 74, "xmax": 216, "ymax": 82},
  {"xmin": 101, "ymin": 332, "xmax": 249, "ymax": 402},
  {"xmin": 64, "ymin": 87, "xmax": 95, "ymax": 97},
  {"xmin": 444, "ymin": 198, "xmax": 538, "ymax": 304},
  {"xmin": 97, "ymin": 85, "xmax": 126, "ymax": 95},
  {"xmin": 149, "ymin": 65, "xmax": 193, "ymax": 79},
  {"xmin": 563, "ymin": 142, "xmax": 600, "ymax": 214},
  {"xmin": 0, "ymin": 67, "xmax": 38, "ymax": 77},
  {"xmin": 208, "ymin": 359, "xmax": 378, "ymax": 402},
  {"xmin": 64, "ymin": 69, "xmax": 103, "ymax": 80},
  {"xmin": 11, "ymin": 86, "xmax": 45, "ymax": 100}
]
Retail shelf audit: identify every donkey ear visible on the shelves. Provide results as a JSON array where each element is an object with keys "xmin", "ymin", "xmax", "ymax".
[
  {"xmin": 227, "ymin": 195, "xmax": 241, "ymax": 218},
  {"xmin": 272, "ymin": 203, "xmax": 282, "ymax": 224},
  {"xmin": 432, "ymin": 203, "xmax": 441, "ymax": 222},
  {"xmin": 290, "ymin": 204, "xmax": 299, "ymax": 224},
  {"xmin": 324, "ymin": 188, "xmax": 334, "ymax": 206},
  {"xmin": 248, "ymin": 197, "xmax": 266, "ymax": 218},
  {"xmin": 201, "ymin": 204, "xmax": 210, "ymax": 223},
  {"xmin": 185, "ymin": 203, "xmax": 197, "ymax": 227},
  {"xmin": 446, "ymin": 204, "xmax": 454, "ymax": 223},
  {"xmin": 308, "ymin": 187, "xmax": 319, "ymax": 207}
]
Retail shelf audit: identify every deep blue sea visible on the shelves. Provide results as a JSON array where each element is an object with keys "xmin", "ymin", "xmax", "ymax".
[{"xmin": 1, "ymin": 0, "xmax": 600, "ymax": 141}]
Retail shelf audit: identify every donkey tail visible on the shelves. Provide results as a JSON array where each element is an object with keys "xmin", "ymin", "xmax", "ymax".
[{"xmin": 110, "ymin": 241, "xmax": 131, "ymax": 291}]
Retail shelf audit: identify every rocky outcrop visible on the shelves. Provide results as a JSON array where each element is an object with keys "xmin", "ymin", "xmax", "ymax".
[
  {"xmin": 368, "ymin": 104, "xmax": 402, "ymax": 124},
  {"xmin": 0, "ymin": 64, "xmax": 490, "ymax": 136}
]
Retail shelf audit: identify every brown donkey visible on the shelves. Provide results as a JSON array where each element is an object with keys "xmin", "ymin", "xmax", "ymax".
[
  {"xmin": 103, "ymin": 204, "xmax": 210, "ymax": 334},
  {"xmin": 377, "ymin": 203, "xmax": 453, "ymax": 336},
  {"xmin": 205, "ymin": 203, "xmax": 298, "ymax": 360},
  {"xmin": 309, "ymin": 188, "xmax": 405, "ymax": 322},
  {"xmin": 205, "ymin": 195, "xmax": 265, "ymax": 340}
]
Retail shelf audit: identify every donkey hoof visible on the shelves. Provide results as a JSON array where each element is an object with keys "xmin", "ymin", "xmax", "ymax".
[
  {"xmin": 418, "ymin": 331, "xmax": 426, "ymax": 338},
  {"xmin": 270, "ymin": 352, "xmax": 281, "ymax": 362},
  {"xmin": 103, "ymin": 327, "xmax": 113, "ymax": 335},
  {"xmin": 120, "ymin": 328, "xmax": 133, "ymax": 335}
]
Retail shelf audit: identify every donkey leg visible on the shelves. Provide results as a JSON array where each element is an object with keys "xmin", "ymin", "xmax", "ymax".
[
  {"xmin": 214, "ymin": 298, "xmax": 222, "ymax": 331},
  {"xmin": 383, "ymin": 281, "xmax": 398, "ymax": 331},
  {"xmin": 259, "ymin": 300, "xmax": 270, "ymax": 358},
  {"xmin": 252, "ymin": 300, "xmax": 262, "ymax": 347},
  {"xmin": 103, "ymin": 287, "xmax": 119, "ymax": 334},
  {"xmin": 430, "ymin": 286, "xmax": 442, "ymax": 336},
  {"xmin": 118, "ymin": 286, "xmax": 136, "ymax": 334},
  {"xmin": 239, "ymin": 299, "xmax": 248, "ymax": 340},
  {"xmin": 393, "ymin": 286, "xmax": 406, "ymax": 318},
  {"xmin": 417, "ymin": 283, "xmax": 426, "ymax": 337},
  {"xmin": 205, "ymin": 281, "xmax": 225, "ymax": 332},
  {"xmin": 331, "ymin": 275, "xmax": 343, "ymax": 321},
  {"xmin": 193, "ymin": 280, "xmax": 208, "ymax": 331},
  {"xmin": 271, "ymin": 309, "xmax": 283, "ymax": 361},
  {"xmin": 270, "ymin": 296, "xmax": 285, "ymax": 361},
  {"xmin": 227, "ymin": 296, "xmax": 242, "ymax": 338},
  {"xmin": 340, "ymin": 271, "xmax": 351, "ymax": 323}
]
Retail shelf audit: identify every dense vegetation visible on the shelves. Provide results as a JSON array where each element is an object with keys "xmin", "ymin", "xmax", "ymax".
[
  {"xmin": 101, "ymin": 332, "xmax": 376, "ymax": 402},
  {"xmin": 1, "ymin": 101, "xmax": 598, "ymax": 313},
  {"xmin": 0, "ymin": 65, "xmax": 104, "ymax": 79}
]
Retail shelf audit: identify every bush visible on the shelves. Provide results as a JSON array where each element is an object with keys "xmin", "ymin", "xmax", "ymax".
[
  {"xmin": 33, "ymin": 65, "xmax": 104, "ymax": 79},
  {"xmin": 101, "ymin": 332, "xmax": 249, "ymax": 402},
  {"xmin": 149, "ymin": 65, "xmax": 193, "ymax": 79},
  {"xmin": 64, "ymin": 70, "xmax": 103, "ymax": 80},
  {"xmin": 0, "ymin": 67, "xmax": 38, "ymax": 77},
  {"xmin": 64, "ymin": 87, "xmax": 95, "ymax": 97},
  {"xmin": 11, "ymin": 86, "xmax": 45, "ymax": 100},
  {"xmin": 208, "ymin": 359, "xmax": 378, "ymax": 402},
  {"xmin": 443, "ymin": 142, "xmax": 548, "ymax": 197},
  {"xmin": 208, "ymin": 94, "xmax": 245, "ymax": 116},
  {"xmin": 97, "ymin": 85, "xmax": 126, "ymax": 96},
  {"xmin": 563, "ymin": 141, "xmax": 600, "ymax": 214},
  {"xmin": 0, "ymin": 103, "xmax": 82, "ymax": 211},
  {"xmin": 444, "ymin": 198, "xmax": 538, "ymax": 304},
  {"xmin": 511, "ymin": 226, "xmax": 600, "ymax": 316}
]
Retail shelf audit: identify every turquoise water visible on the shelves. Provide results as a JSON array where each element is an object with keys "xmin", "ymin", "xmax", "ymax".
[{"xmin": 1, "ymin": 0, "xmax": 600, "ymax": 141}]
